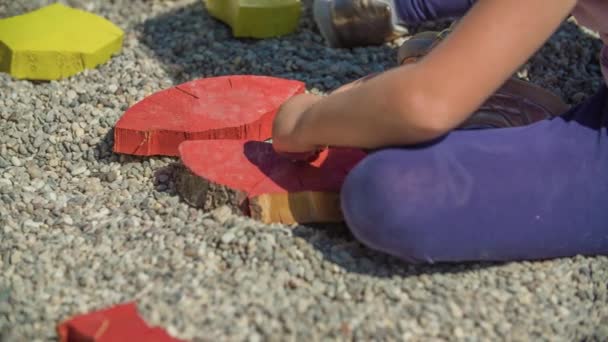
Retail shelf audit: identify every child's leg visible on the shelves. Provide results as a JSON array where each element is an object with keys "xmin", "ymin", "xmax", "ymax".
[
  {"xmin": 392, "ymin": 0, "xmax": 475, "ymax": 25},
  {"xmin": 340, "ymin": 87, "xmax": 608, "ymax": 263}
]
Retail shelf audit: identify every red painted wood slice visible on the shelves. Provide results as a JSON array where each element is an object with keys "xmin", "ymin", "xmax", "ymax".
[
  {"xmin": 176, "ymin": 140, "xmax": 367, "ymax": 224},
  {"xmin": 113, "ymin": 75, "xmax": 306, "ymax": 156},
  {"xmin": 57, "ymin": 302, "xmax": 183, "ymax": 342}
]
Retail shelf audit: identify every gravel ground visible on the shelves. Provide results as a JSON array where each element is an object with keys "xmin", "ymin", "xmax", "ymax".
[{"xmin": 1, "ymin": 0, "xmax": 607, "ymax": 341}]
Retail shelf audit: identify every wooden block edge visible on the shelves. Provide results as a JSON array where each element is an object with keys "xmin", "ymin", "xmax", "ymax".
[
  {"xmin": 250, "ymin": 191, "xmax": 343, "ymax": 224},
  {"xmin": 174, "ymin": 163, "xmax": 250, "ymax": 215},
  {"xmin": 174, "ymin": 162, "xmax": 345, "ymax": 224}
]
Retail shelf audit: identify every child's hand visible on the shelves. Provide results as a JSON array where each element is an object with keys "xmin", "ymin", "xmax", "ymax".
[{"xmin": 272, "ymin": 93, "xmax": 323, "ymax": 160}]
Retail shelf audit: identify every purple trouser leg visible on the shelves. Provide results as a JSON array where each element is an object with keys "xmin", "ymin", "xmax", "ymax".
[
  {"xmin": 393, "ymin": 0, "xmax": 475, "ymax": 24},
  {"xmin": 341, "ymin": 87, "xmax": 608, "ymax": 263}
]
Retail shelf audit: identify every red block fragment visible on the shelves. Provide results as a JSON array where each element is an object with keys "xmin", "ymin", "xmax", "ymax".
[
  {"xmin": 177, "ymin": 140, "xmax": 367, "ymax": 223},
  {"xmin": 113, "ymin": 75, "xmax": 306, "ymax": 156},
  {"xmin": 57, "ymin": 302, "xmax": 183, "ymax": 342}
]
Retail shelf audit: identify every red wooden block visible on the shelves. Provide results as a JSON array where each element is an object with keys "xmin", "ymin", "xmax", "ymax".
[
  {"xmin": 176, "ymin": 140, "xmax": 367, "ymax": 224},
  {"xmin": 57, "ymin": 302, "xmax": 183, "ymax": 342},
  {"xmin": 113, "ymin": 75, "xmax": 306, "ymax": 156}
]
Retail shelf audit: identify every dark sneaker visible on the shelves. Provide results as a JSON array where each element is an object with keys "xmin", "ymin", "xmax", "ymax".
[
  {"xmin": 314, "ymin": 0, "xmax": 407, "ymax": 48},
  {"xmin": 397, "ymin": 28, "xmax": 569, "ymax": 129},
  {"xmin": 397, "ymin": 29, "xmax": 450, "ymax": 64}
]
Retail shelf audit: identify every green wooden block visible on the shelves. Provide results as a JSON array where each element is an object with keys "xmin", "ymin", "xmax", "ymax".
[
  {"xmin": 204, "ymin": 0, "xmax": 301, "ymax": 38},
  {"xmin": 0, "ymin": 3, "xmax": 124, "ymax": 80}
]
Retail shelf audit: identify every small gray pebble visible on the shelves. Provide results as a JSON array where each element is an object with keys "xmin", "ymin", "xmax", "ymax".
[{"xmin": 10, "ymin": 156, "xmax": 21, "ymax": 167}]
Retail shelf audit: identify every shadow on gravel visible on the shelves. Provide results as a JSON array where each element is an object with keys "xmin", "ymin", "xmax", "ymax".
[
  {"xmin": 523, "ymin": 20, "xmax": 604, "ymax": 104},
  {"xmin": 152, "ymin": 162, "xmax": 183, "ymax": 196},
  {"xmin": 136, "ymin": 1, "xmax": 396, "ymax": 91},
  {"xmin": 94, "ymin": 128, "xmax": 153, "ymax": 166},
  {"xmin": 292, "ymin": 223, "xmax": 501, "ymax": 277},
  {"xmin": 94, "ymin": 128, "xmax": 119, "ymax": 165}
]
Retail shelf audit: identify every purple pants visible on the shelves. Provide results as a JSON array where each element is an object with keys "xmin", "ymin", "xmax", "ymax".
[
  {"xmin": 342, "ymin": 83, "xmax": 608, "ymax": 263},
  {"xmin": 391, "ymin": 0, "xmax": 476, "ymax": 25}
]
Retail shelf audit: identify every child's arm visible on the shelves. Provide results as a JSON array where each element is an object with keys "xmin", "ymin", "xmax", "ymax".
[{"xmin": 272, "ymin": 0, "xmax": 577, "ymax": 153}]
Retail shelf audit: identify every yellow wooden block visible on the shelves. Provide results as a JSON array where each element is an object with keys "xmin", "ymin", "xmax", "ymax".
[
  {"xmin": 204, "ymin": 0, "xmax": 301, "ymax": 38},
  {"xmin": 0, "ymin": 3, "xmax": 124, "ymax": 80}
]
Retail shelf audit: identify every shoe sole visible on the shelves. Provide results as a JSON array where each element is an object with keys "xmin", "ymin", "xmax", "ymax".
[{"xmin": 500, "ymin": 78, "xmax": 569, "ymax": 116}]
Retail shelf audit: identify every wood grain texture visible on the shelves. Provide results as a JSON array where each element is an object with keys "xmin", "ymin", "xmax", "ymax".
[
  {"xmin": 204, "ymin": 0, "xmax": 301, "ymax": 38},
  {"xmin": 113, "ymin": 75, "xmax": 306, "ymax": 156},
  {"xmin": 177, "ymin": 140, "xmax": 367, "ymax": 224},
  {"xmin": 0, "ymin": 3, "xmax": 123, "ymax": 80}
]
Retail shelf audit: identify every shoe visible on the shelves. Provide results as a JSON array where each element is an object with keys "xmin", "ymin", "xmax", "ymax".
[
  {"xmin": 313, "ymin": 0, "xmax": 407, "ymax": 48},
  {"xmin": 397, "ymin": 27, "xmax": 569, "ymax": 128}
]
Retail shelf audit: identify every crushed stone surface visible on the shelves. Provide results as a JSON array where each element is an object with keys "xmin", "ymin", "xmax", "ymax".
[{"xmin": 0, "ymin": 0, "xmax": 607, "ymax": 341}]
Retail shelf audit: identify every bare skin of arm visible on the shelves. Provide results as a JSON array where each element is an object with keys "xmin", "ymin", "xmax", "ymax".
[{"xmin": 272, "ymin": 0, "xmax": 577, "ymax": 153}]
